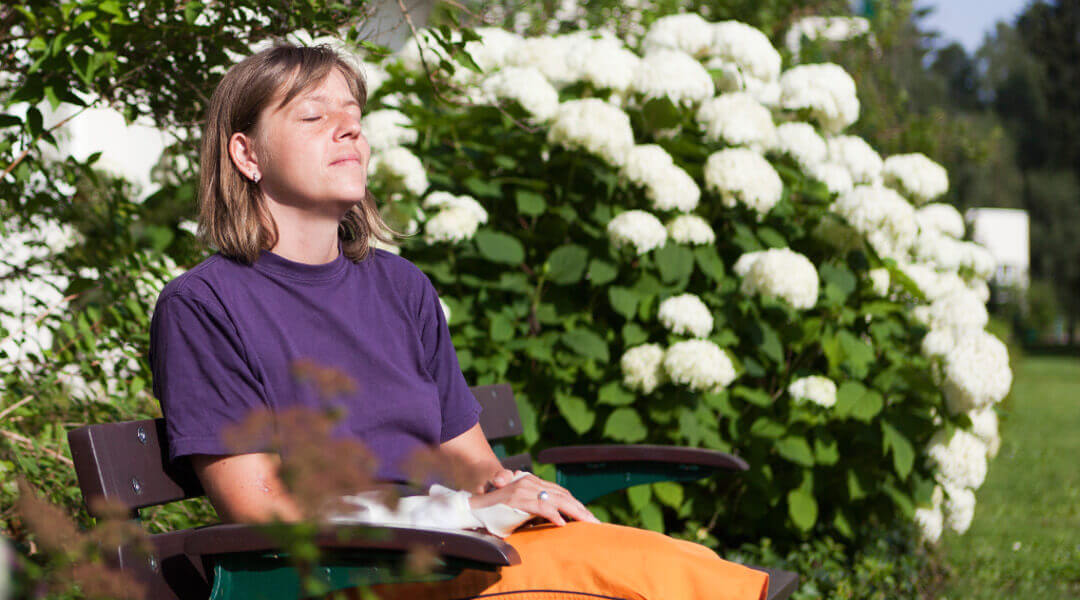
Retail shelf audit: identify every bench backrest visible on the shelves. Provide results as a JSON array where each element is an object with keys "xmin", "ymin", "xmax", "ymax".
[{"xmin": 67, "ymin": 383, "xmax": 523, "ymax": 519}]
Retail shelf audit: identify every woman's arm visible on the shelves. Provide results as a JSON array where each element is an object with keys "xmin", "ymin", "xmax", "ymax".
[
  {"xmin": 191, "ymin": 452, "xmax": 304, "ymax": 524},
  {"xmin": 440, "ymin": 423, "xmax": 599, "ymax": 526}
]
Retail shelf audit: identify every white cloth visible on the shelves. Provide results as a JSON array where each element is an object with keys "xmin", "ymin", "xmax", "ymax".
[{"xmin": 326, "ymin": 471, "xmax": 534, "ymax": 538}]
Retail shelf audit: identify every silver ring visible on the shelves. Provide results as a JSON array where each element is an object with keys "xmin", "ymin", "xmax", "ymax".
[{"xmin": 537, "ymin": 490, "xmax": 550, "ymax": 502}]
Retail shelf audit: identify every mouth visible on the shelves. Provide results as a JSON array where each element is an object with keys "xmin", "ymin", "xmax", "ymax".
[{"xmin": 330, "ymin": 156, "xmax": 362, "ymax": 166}]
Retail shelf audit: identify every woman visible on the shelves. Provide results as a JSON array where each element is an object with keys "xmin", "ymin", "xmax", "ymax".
[{"xmin": 149, "ymin": 42, "xmax": 769, "ymax": 600}]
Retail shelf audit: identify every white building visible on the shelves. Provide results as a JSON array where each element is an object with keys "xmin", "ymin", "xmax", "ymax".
[{"xmin": 966, "ymin": 208, "xmax": 1030, "ymax": 289}]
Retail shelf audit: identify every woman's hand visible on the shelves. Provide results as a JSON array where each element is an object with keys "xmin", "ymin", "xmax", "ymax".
[{"xmin": 469, "ymin": 470, "xmax": 601, "ymax": 526}]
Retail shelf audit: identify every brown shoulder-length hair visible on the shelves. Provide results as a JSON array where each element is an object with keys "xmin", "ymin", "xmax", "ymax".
[{"xmin": 198, "ymin": 42, "xmax": 397, "ymax": 264}]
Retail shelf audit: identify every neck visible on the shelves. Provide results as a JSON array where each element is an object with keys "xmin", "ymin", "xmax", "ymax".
[{"xmin": 264, "ymin": 199, "xmax": 342, "ymax": 264}]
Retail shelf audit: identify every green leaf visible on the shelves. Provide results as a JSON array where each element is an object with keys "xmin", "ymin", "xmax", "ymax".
[
  {"xmin": 733, "ymin": 386, "xmax": 773, "ymax": 408},
  {"xmin": 627, "ymin": 484, "xmax": 652, "ymax": 512},
  {"xmin": 546, "ymin": 244, "xmax": 588, "ymax": 285},
  {"xmin": 693, "ymin": 246, "xmax": 725, "ymax": 282},
  {"xmin": 749, "ymin": 417, "xmax": 786, "ymax": 439},
  {"xmin": 753, "ymin": 322, "xmax": 784, "ymax": 364},
  {"xmin": 882, "ymin": 481, "xmax": 915, "ymax": 518},
  {"xmin": 554, "ymin": 392, "xmax": 595, "ymax": 434},
  {"xmin": 642, "ymin": 97, "xmax": 681, "ymax": 129},
  {"xmin": 621, "ymin": 323, "xmax": 648, "ymax": 346},
  {"xmin": 834, "ymin": 381, "xmax": 884, "ymax": 422},
  {"xmin": 837, "ymin": 330, "xmax": 875, "ymax": 378},
  {"xmin": 787, "ymin": 475, "xmax": 818, "ymax": 532},
  {"xmin": 639, "ymin": 501, "xmax": 664, "ymax": 532},
  {"xmin": 731, "ymin": 223, "xmax": 762, "ymax": 252},
  {"xmin": 561, "ymin": 329, "xmax": 609, "ymax": 362},
  {"xmin": 608, "ymin": 286, "xmax": 638, "ymax": 320},
  {"xmin": 474, "ymin": 230, "xmax": 524, "ymax": 264},
  {"xmin": 653, "ymin": 482, "xmax": 684, "ymax": 509},
  {"xmin": 847, "ymin": 469, "xmax": 868, "ymax": 501},
  {"xmin": 819, "ymin": 262, "xmax": 857, "ymax": 305},
  {"xmin": 756, "ymin": 227, "xmax": 787, "ymax": 248},
  {"xmin": 598, "ymin": 381, "xmax": 635, "ymax": 406},
  {"xmin": 183, "ymin": 1, "xmax": 203, "ymax": 24},
  {"xmin": 603, "ymin": 408, "xmax": 648, "ymax": 442},
  {"xmin": 654, "ymin": 244, "xmax": 694, "ymax": 283},
  {"xmin": 833, "ymin": 510, "xmax": 854, "ymax": 538},
  {"xmin": 586, "ymin": 259, "xmax": 617, "ymax": 286},
  {"xmin": 489, "ymin": 313, "xmax": 513, "ymax": 342},
  {"xmin": 813, "ymin": 436, "xmax": 840, "ymax": 466},
  {"xmin": 776, "ymin": 436, "xmax": 815, "ymax": 467},
  {"xmin": 515, "ymin": 189, "xmax": 546, "ymax": 217},
  {"xmin": 464, "ymin": 176, "xmax": 501, "ymax": 197},
  {"xmin": 881, "ymin": 421, "xmax": 915, "ymax": 480}
]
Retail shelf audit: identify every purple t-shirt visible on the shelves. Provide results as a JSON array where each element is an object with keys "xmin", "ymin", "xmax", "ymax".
[{"xmin": 148, "ymin": 247, "xmax": 481, "ymax": 483}]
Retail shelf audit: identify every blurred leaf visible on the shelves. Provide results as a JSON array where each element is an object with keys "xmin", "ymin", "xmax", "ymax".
[
  {"xmin": 653, "ymin": 482, "xmax": 684, "ymax": 509},
  {"xmin": 881, "ymin": 421, "xmax": 915, "ymax": 480},
  {"xmin": 546, "ymin": 244, "xmax": 588, "ymax": 285},
  {"xmin": 627, "ymin": 484, "xmax": 651, "ymax": 512},
  {"xmin": 598, "ymin": 381, "xmax": 635, "ymax": 406},
  {"xmin": 777, "ymin": 436, "xmax": 815, "ymax": 467},
  {"xmin": 554, "ymin": 392, "xmax": 594, "ymax": 435},
  {"xmin": 654, "ymin": 244, "xmax": 694, "ymax": 283},
  {"xmin": 835, "ymin": 381, "xmax": 884, "ymax": 422},
  {"xmin": 603, "ymin": 407, "xmax": 647, "ymax": 442},
  {"xmin": 787, "ymin": 474, "xmax": 818, "ymax": 532},
  {"xmin": 586, "ymin": 258, "xmax": 617, "ymax": 286},
  {"xmin": 474, "ymin": 230, "xmax": 524, "ymax": 264},
  {"xmin": 561, "ymin": 329, "xmax": 609, "ymax": 362},
  {"xmin": 608, "ymin": 287, "xmax": 638, "ymax": 320},
  {"xmin": 515, "ymin": 189, "xmax": 546, "ymax": 217}
]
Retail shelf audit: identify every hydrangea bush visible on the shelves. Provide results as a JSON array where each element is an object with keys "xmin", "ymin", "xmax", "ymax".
[{"xmin": 360, "ymin": 15, "xmax": 1009, "ymax": 544}]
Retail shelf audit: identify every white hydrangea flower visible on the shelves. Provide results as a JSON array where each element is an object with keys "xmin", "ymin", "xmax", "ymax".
[
  {"xmin": 868, "ymin": 267, "xmax": 890, "ymax": 296},
  {"xmin": 423, "ymin": 206, "xmax": 482, "ymax": 243},
  {"xmin": 928, "ymin": 428, "xmax": 989, "ymax": 490},
  {"xmin": 567, "ymin": 36, "xmax": 641, "ymax": 91},
  {"xmin": 394, "ymin": 28, "xmax": 450, "ymax": 73},
  {"xmin": 358, "ymin": 60, "xmax": 390, "ymax": 97},
  {"xmin": 607, "ymin": 210, "xmax": 668, "ymax": 254},
  {"xmin": 658, "ymin": 293, "xmax": 714, "ymax": 338},
  {"xmin": 962, "ymin": 243, "xmax": 996, "ymax": 280},
  {"xmin": 942, "ymin": 482, "xmax": 976, "ymax": 534},
  {"xmin": 642, "ymin": 13, "xmax": 715, "ymax": 57},
  {"xmin": 941, "ymin": 330, "xmax": 1012, "ymax": 414},
  {"xmin": 481, "ymin": 67, "xmax": 560, "ymax": 121},
  {"xmin": 737, "ymin": 248, "xmax": 820, "ymax": 309},
  {"xmin": 807, "ymin": 162, "xmax": 855, "ymax": 195},
  {"xmin": 899, "ymin": 261, "xmax": 968, "ymax": 302},
  {"xmin": 438, "ymin": 297, "xmax": 452, "ymax": 323},
  {"xmin": 831, "ymin": 185, "xmax": 917, "ymax": 260},
  {"xmin": 733, "ymin": 250, "xmax": 765, "ymax": 277},
  {"xmin": 508, "ymin": 35, "xmax": 576, "ymax": 87},
  {"xmin": 621, "ymin": 145, "xmax": 702, "ymax": 212},
  {"xmin": 709, "ymin": 21, "xmax": 782, "ymax": 90},
  {"xmin": 667, "ymin": 214, "xmax": 716, "ymax": 245},
  {"xmin": 883, "ymin": 153, "xmax": 949, "ymax": 204},
  {"xmin": 631, "ymin": 49, "xmax": 715, "ymax": 106},
  {"xmin": 827, "ymin": 136, "xmax": 883, "ymax": 184},
  {"xmin": 422, "ymin": 191, "xmax": 489, "ymax": 225},
  {"xmin": 704, "ymin": 148, "xmax": 783, "ymax": 217},
  {"xmin": 621, "ymin": 343, "xmax": 667, "ymax": 394},
  {"xmin": 663, "ymin": 340, "xmax": 737, "ymax": 393},
  {"xmin": 967, "ymin": 278, "xmax": 990, "ymax": 303},
  {"xmin": 548, "ymin": 99, "xmax": 635, "ymax": 167},
  {"xmin": 914, "ymin": 503, "xmax": 945, "ymax": 544},
  {"xmin": 916, "ymin": 202, "xmax": 966, "ymax": 238},
  {"xmin": 779, "ymin": 63, "xmax": 860, "ymax": 133},
  {"xmin": 915, "ymin": 289, "xmax": 990, "ymax": 333},
  {"xmin": 912, "ymin": 230, "xmax": 966, "ymax": 272},
  {"xmin": 361, "ymin": 110, "xmax": 417, "ymax": 152},
  {"xmin": 774, "ymin": 122, "xmax": 828, "ymax": 168},
  {"xmin": 695, "ymin": 92, "xmax": 777, "ymax": 151},
  {"xmin": 464, "ymin": 27, "xmax": 524, "ymax": 73},
  {"xmin": 785, "ymin": 16, "xmax": 872, "ymax": 55},
  {"xmin": 788, "ymin": 375, "xmax": 837, "ymax": 408},
  {"xmin": 369, "ymin": 147, "xmax": 429, "ymax": 196},
  {"xmin": 921, "ymin": 327, "xmax": 956, "ymax": 358},
  {"xmin": 968, "ymin": 408, "xmax": 1001, "ymax": 458}
]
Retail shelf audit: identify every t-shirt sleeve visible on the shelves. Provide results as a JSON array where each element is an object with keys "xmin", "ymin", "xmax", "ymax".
[
  {"xmin": 149, "ymin": 291, "xmax": 269, "ymax": 463},
  {"xmin": 415, "ymin": 275, "xmax": 482, "ymax": 443}
]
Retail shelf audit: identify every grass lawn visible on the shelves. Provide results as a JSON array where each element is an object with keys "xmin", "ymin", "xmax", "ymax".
[{"xmin": 938, "ymin": 355, "xmax": 1080, "ymax": 599}]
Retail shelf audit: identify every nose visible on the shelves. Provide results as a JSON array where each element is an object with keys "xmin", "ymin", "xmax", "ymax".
[{"xmin": 334, "ymin": 109, "xmax": 362, "ymax": 140}]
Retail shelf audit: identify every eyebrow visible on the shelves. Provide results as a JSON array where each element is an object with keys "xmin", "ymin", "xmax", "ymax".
[{"xmin": 298, "ymin": 93, "xmax": 361, "ymax": 109}]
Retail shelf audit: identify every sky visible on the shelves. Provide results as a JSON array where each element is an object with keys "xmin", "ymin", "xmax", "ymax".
[{"xmin": 918, "ymin": 0, "xmax": 1034, "ymax": 52}]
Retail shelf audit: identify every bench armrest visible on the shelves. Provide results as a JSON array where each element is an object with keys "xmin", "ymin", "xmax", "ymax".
[
  {"xmin": 536, "ymin": 444, "xmax": 748, "ymax": 471},
  {"xmin": 183, "ymin": 523, "xmax": 520, "ymax": 566},
  {"xmin": 535, "ymin": 445, "xmax": 748, "ymax": 504}
]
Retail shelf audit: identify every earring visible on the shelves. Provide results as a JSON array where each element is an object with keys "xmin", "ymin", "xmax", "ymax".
[{"xmin": 251, "ymin": 172, "xmax": 260, "ymax": 183}]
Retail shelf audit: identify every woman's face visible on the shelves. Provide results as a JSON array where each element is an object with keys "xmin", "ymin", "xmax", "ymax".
[{"xmin": 253, "ymin": 69, "xmax": 370, "ymax": 216}]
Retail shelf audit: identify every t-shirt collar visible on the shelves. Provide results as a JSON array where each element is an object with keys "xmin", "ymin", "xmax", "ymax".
[{"xmin": 254, "ymin": 241, "xmax": 349, "ymax": 283}]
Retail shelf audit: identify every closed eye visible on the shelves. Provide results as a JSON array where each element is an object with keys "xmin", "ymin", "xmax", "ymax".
[{"xmin": 302, "ymin": 116, "xmax": 321, "ymax": 122}]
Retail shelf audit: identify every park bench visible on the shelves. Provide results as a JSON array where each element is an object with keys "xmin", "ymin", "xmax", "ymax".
[{"xmin": 67, "ymin": 383, "xmax": 798, "ymax": 600}]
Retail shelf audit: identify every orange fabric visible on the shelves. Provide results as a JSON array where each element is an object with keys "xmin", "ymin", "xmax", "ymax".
[{"xmin": 354, "ymin": 521, "xmax": 769, "ymax": 600}]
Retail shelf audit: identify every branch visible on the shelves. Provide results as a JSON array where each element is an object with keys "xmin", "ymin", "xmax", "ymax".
[
  {"xmin": 0, "ymin": 396, "xmax": 33, "ymax": 422},
  {"xmin": 0, "ymin": 429, "xmax": 74, "ymax": 466},
  {"xmin": 2, "ymin": 106, "xmax": 93, "ymax": 179}
]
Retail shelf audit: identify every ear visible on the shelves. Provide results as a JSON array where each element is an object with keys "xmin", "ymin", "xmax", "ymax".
[{"xmin": 228, "ymin": 131, "xmax": 261, "ymax": 182}]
